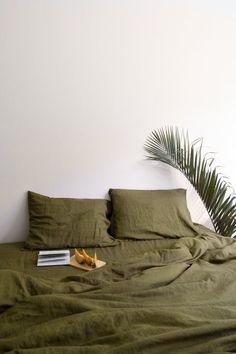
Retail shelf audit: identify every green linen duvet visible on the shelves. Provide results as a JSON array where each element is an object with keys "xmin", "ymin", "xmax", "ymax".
[{"xmin": 1, "ymin": 228, "xmax": 236, "ymax": 353}]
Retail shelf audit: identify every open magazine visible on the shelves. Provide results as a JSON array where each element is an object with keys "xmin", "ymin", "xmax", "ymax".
[{"xmin": 37, "ymin": 250, "xmax": 70, "ymax": 266}]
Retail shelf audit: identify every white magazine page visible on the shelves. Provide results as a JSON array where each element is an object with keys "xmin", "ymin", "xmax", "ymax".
[{"xmin": 37, "ymin": 250, "xmax": 70, "ymax": 267}]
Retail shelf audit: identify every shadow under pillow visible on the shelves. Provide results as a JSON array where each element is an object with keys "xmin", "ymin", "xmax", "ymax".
[
  {"xmin": 109, "ymin": 188, "xmax": 198, "ymax": 239},
  {"xmin": 25, "ymin": 191, "xmax": 118, "ymax": 249}
]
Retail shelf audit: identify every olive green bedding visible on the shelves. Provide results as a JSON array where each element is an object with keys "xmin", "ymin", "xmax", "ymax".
[{"xmin": 1, "ymin": 226, "xmax": 236, "ymax": 353}]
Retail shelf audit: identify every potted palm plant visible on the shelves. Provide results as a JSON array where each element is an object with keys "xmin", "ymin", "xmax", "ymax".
[{"xmin": 144, "ymin": 126, "xmax": 236, "ymax": 237}]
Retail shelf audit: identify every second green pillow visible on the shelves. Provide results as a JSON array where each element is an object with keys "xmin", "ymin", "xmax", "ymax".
[{"xmin": 109, "ymin": 188, "xmax": 197, "ymax": 239}]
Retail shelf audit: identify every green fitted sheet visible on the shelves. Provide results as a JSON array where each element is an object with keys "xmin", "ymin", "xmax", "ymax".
[{"xmin": 1, "ymin": 227, "xmax": 236, "ymax": 353}]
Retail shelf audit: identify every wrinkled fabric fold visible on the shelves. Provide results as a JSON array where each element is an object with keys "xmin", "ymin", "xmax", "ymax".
[{"xmin": 1, "ymin": 231, "xmax": 236, "ymax": 353}]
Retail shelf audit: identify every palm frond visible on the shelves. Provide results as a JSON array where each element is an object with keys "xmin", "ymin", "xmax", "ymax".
[{"xmin": 144, "ymin": 126, "xmax": 236, "ymax": 237}]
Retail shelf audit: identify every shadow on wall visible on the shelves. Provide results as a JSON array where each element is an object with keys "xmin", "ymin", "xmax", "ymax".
[{"xmin": 2, "ymin": 193, "xmax": 29, "ymax": 243}]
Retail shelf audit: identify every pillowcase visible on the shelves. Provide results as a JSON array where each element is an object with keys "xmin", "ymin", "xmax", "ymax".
[
  {"xmin": 25, "ymin": 191, "xmax": 118, "ymax": 249},
  {"xmin": 109, "ymin": 188, "xmax": 197, "ymax": 239}
]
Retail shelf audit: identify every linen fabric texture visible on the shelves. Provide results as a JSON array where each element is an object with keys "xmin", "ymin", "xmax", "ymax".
[
  {"xmin": 25, "ymin": 191, "xmax": 117, "ymax": 249},
  {"xmin": 109, "ymin": 188, "xmax": 197, "ymax": 239}
]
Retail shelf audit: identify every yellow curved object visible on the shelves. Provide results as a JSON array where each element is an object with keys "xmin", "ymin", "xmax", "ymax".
[
  {"xmin": 82, "ymin": 249, "xmax": 92, "ymax": 265},
  {"xmin": 92, "ymin": 252, "xmax": 97, "ymax": 268},
  {"xmin": 74, "ymin": 249, "xmax": 85, "ymax": 264}
]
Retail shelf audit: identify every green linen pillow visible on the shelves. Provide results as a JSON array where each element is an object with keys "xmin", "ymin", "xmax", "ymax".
[
  {"xmin": 25, "ymin": 191, "xmax": 118, "ymax": 249},
  {"xmin": 109, "ymin": 188, "xmax": 197, "ymax": 239}
]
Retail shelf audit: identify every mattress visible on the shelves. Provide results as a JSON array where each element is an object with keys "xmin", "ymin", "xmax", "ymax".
[{"xmin": 1, "ymin": 231, "xmax": 236, "ymax": 353}]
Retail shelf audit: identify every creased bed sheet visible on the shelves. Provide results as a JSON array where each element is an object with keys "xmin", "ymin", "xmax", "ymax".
[{"xmin": 1, "ymin": 228, "xmax": 236, "ymax": 353}]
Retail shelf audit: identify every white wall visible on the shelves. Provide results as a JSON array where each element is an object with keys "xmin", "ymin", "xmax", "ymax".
[{"xmin": 0, "ymin": 0, "xmax": 236, "ymax": 243}]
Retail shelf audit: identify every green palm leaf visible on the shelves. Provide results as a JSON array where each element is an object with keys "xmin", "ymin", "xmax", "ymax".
[{"xmin": 144, "ymin": 126, "xmax": 236, "ymax": 237}]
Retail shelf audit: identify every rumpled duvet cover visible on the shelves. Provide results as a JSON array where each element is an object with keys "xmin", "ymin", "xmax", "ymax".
[{"xmin": 1, "ymin": 227, "xmax": 236, "ymax": 353}]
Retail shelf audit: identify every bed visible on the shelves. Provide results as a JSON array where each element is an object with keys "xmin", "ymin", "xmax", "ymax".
[{"xmin": 0, "ymin": 189, "xmax": 236, "ymax": 354}]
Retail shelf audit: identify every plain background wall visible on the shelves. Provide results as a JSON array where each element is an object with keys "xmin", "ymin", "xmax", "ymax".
[{"xmin": 0, "ymin": 0, "xmax": 236, "ymax": 243}]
